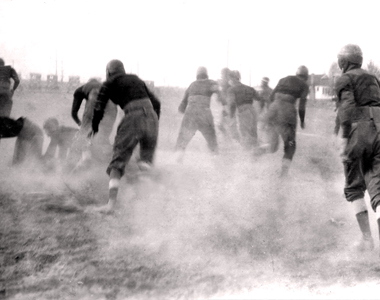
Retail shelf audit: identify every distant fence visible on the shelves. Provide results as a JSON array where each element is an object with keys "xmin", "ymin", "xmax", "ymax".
[{"xmin": 17, "ymin": 80, "xmax": 81, "ymax": 93}]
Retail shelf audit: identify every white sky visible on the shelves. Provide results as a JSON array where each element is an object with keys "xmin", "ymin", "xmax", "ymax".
[{"xmin": 1, "ymin": 0, "xmax": 380, "ymax": 87}]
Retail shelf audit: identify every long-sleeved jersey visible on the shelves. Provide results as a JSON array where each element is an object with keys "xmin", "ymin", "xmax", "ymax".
[
  {"xmin": 335, "ymin": 67, "xmax": 380, "ymax": 138},
  {"xmin": 0, "ymin": 116, "xmax": 24, "ymax": 138},
  {"xmin": 178, "ymin": 79, "xmax": 219, "ymax": 113},
  {"xmin": 0, "ymin": 66, "xmax": 20, "ymax": 92},
  {"xmin": 270, "ymin": 75, "xmax": 309, "ymax": 123},
  {"xmin": 93, "ymin": 73, "xmax": 161, "ymax": 132},
  {"xmin": 227, "ymin": 82, "xmax": 260, "ymax": 116},
  {"xmin": 176, "ymin": 78, "xmax": 219, "ymax": 153},
  {"xmin": 72, "ymin": 80, "xmax": 102, "ymax": 126},
  {"xmin": 258, "ymin": 85, "xmax": 273, "ymax": 109}
]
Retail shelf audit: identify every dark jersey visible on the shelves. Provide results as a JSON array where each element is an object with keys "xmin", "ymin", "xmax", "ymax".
[
  {"xmin": 227, "ymin": 83, "xmax": 260, "ymax": 107},
  {"xmin": 0, "ymin": 116, "xmax": 24, "ymax": 138},
  {"xmin": 271, "ymin": 75, "xmax": 309, "ymax": 123},
  {"xmin": 0, "ymin": 66, "xmax": 20, "ymax": 92},
  {"xmin": 72, "ymin": 80, "xmax": 102, "ymax": 125},
  {"xmin": 259, "ymin": 85, "xmax": 273, "ymax": 109},
  {"xmin": 335, "ymin": 68, "xmax": 380, "ymax": 138},
  {"xmin": 271, "ymin": 75, "xmax": 309, "ymax": 103},
  {"xmin": 93, "ymin": 73, "xmax": 161, "ymax": 131},
  {"xmin": 178, "ymin": 79, "xmax": 219, "ymax": 113},
  {"xmin": 44, "ymin": 126, "xmax": 78, "ymax": 159}
]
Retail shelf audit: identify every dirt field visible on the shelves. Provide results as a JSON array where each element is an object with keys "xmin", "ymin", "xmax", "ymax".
[{"xmin": 1, "ymin": 88, "xmax": 380, "ymax": 300}]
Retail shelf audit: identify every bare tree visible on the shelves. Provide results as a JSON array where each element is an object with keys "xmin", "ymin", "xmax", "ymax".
[
  {"xmin": 328, "ymin": 62, "xmax": 340, "ymax": 78},
  {"xmin": 327, "ymin": 62, "xmax": 341, "ymax": 94},
  {"xmin": 365, "ymin": 60, "xmax": 380, "ymax": 80}
]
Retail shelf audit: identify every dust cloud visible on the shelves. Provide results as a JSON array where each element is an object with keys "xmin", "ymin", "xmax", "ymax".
[
  {"xmin": 79, "ymin": 101, "xmax": 377, "ymax": 297},
  {"xmin": 2, "ymin": 91, "xmax": 380, "ymax": 299}
]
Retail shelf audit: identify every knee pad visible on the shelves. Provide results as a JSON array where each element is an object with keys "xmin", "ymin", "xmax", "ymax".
[{"xmin": 109, "ymin": 178, "xmax": 120, "ymax": 189}]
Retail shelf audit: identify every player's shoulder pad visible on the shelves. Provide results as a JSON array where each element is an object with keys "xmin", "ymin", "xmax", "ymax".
[
  {"xmin": 73, "ymin": 85, "xmax": 83, "ymax": 94},
  {"xmin": 277, "ymin": 76, "xmax": 288, "ymax": 85},
  {"xmin": 187, "ymin": 80, "xmax": 196, "ymax": 89},
  {"xmin": 209, "ymin": 79, "xmax": 219, "ymax": 90},
  {"xmin": 209, "ymin": 79, "xmax": 218, "ymax": 86},
  {"xmin": 335, "ymin": 74, "xmax": 352, "ymax": 95}
]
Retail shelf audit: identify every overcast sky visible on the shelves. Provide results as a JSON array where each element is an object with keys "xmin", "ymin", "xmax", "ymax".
[{"xmin": 1, "ymin": 0, "xmax": 380, "ymax": 87}]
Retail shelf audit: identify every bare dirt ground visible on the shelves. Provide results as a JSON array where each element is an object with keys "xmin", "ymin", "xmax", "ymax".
[{"xmin": 1, "ymin": 88, "xmax": 380, "ymax": 300}]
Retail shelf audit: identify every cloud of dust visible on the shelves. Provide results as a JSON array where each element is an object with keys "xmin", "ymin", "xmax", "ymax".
[
  {"xmin": 0, "ymin": 134, "xmax": 109, "ymax": 206},
  {"xmin": 2, "ymin": 94, "xmax": 375, "ymax": 296},
  {"xmin": 87, "ymin": 103, "xmax": 376, "ymax": 294},
  {"xmin": 94, "ymin": 136, "xmax": 360, "ymax": 288}
]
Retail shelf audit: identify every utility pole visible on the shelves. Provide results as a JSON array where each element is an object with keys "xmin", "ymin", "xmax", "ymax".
[
  {"xmin": 226, "ymin": 39, "xmax": 229, "ymax": 68},
  {"xmin": 61, "ymin": 60, "xmax": 64, "ymax": 82},
  {"xmin": 55, "ymin": 49, "xmax": 58, "ymax": 77}
]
